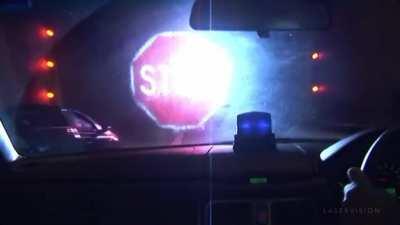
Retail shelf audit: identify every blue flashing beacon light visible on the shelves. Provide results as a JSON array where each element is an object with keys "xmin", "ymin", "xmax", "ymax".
[{"xmin": 234, "ymin": 112, "xmax": 276, "ymax": 153}]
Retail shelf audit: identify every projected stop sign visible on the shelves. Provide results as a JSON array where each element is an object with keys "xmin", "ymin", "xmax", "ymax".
[{"xmin": 131, "ymin": 32, "xmax": 232, "ymax": 130}]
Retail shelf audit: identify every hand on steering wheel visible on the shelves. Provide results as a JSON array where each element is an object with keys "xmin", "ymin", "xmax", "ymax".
[{"xmin": 341, "ymin": 167, "xmax": 399, "ymax": 225}]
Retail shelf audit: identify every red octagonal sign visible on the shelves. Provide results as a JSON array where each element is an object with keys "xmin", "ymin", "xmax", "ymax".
[{"xmin": 130, "ymin": 32, "xmax": 233, "ymax": 130}]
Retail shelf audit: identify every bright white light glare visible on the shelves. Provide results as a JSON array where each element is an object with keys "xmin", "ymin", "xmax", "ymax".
[
  {"xmin": 131, "ymin": 32, "xmax": 233, "ymax": 130},
  {"xmin": 0, "ymin": 121, "xmax": 19, "ymax": 162},
  {"xmin": 167, "ymin": 36, "xmax": 232, "ymax": 103}
]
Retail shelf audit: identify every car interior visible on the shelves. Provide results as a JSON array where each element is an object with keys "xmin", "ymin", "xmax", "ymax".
[
  {"xmin": 0, "ymin": 0, "xmax": 399, "ymax": 225},
  {"xmin": 0, "ymin": 121, "xmax": 399, "ymax": 225}
]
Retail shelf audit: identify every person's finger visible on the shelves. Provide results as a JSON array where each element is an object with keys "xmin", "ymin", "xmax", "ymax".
[
  {"xmin": 347, "ymin": 167, "xmax": 372, "ymax": 188},
  {"xmin": 343, "ymin": 183, "xmax": 355, "ymax": 202},
  {"xmin": 343, "ymin": 182, "xmax": 364, "ymax": 202},
  {"xmin": 343, "ymin": 182, "xmax": 355, "ymax": 195}
]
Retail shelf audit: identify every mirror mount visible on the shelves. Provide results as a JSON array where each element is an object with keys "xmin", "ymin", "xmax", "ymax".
[
  {"xmin": 257, "ymin": 30, "xmax": 270, "ymax": 38},
  {"xmin": 190, "ymin": 0, "xmax": 331, "ymax": 32}
]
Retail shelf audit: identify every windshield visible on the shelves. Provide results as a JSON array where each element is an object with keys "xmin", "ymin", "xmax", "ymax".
[
  {"xmin": 1, "ymin": 0, "xmax": 399, "ymax": 155},
  {"xmin": 17, "ymin": 110, "xmax": 68, "ymax": 128},
  {"xmin": 63, "ymin": 111, "xmax": 97, "ymax": 131}
]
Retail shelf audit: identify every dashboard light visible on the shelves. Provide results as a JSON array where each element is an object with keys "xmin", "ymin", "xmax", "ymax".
[
  {"xmin": 385, "ymin": 188, "xmax": 397, "ymax": 197},
  {"xmin": 249, "ymin": 177, "xmax": 268, "ymax": 184}
]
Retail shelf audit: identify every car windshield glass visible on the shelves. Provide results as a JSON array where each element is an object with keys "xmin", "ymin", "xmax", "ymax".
[
  {"xmin": 0, "ymin": 0, "xmax": 399, "ymax": 156},
  {"xmin": 62, "ymin": 111, "xmax": 96, "ymax": 131},
  {"xmin": 17, "ymin": 111, "xmax": 69, "ymax": 128}
]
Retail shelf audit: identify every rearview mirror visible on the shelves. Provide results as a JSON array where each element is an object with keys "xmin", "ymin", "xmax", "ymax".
[{"xmin": 190, "ymin": 0, "xmax": 330, "ymax": 32}]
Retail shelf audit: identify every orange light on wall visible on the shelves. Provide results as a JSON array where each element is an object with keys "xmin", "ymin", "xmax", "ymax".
[
  {"xmin": 311, "ymin": 52, "xmax": 320, "ymax": 60},
  {"xmin": 45, "ymin": 29, "xmax": 55, "ymax": 37},
  {"xmin": 39, "ymin": 26, "xmax": 55, "ymax": 39},
  {"xmin": 312, "ymin": 85, "xmax": 320, "ymax": 93},
  {"xmin": 46, "ymin": 91, "xmax": 55, "ymax": 99},
  {"xmin": 36, "ymin": 89, "xmax": 56, "ymax": 104},
  {"xmin": 311, "ymin": 84, "xmax": 327, "ymax": 94},
  {"xmin": 311, "ymin": 51, "xmax": 325, "ymax": 61},
  {"xmin": 36, "ymin": 58, "xmax": 56, "ymax": 71},
  {"xmin": 45, "ymin": 60, "xmax": 55, "ymax": 68}
]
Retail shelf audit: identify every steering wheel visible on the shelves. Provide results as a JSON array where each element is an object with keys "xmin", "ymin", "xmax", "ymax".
[{"xmin": 361, "ymin": 129, "xmax": 400, "ymax": 197}]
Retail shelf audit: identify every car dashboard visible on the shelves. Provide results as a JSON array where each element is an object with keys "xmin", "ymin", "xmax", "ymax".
[{"xmin": 0, "ymin": 144, "xmax": 341, "ymax": 225}]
